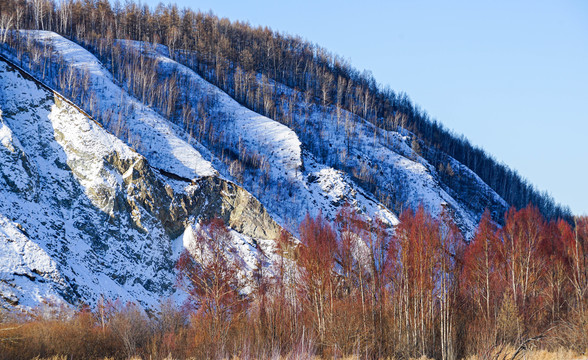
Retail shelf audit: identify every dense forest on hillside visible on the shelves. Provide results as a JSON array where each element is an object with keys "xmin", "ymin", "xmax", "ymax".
[
  {"xmin": 0, "ymin": 0, "xmax": 573, "ymax": 222},
  {"xmin": 1, "ymin": 206, "xmax": 587, "ymax": 359}
]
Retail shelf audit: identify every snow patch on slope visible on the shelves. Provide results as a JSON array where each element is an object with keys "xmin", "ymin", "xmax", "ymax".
[
  {"xmin": 121, "ymin": 40, "xmax": 302, "ymax": 180},
  {"xmin": 0, "ymin": 214, "xmax": 66, "ymax": 309}
]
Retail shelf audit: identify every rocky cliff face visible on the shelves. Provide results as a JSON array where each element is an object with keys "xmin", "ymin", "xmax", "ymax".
[{"xmin": 0, "ymin": 58, "xmax": 281, "ymax": 310}]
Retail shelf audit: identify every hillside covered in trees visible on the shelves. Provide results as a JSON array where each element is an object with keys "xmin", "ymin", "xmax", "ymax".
[{"xmin": 0, "ymin": 0, "xmax": 573, "ymax": 223}]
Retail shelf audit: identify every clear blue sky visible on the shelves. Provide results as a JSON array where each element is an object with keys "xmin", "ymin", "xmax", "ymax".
[{"xmin": 145, "ymin": 0, "xmax": 588, "ymax": 215}]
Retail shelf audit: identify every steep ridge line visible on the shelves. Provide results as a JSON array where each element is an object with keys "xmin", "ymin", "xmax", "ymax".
[
  {"xmin": 0, "ymin": 54, "xmax": 199, "ymax": 185},
  {"xmin": 0, "ymin": 54, "xmax": 103, "ymax": 132}
]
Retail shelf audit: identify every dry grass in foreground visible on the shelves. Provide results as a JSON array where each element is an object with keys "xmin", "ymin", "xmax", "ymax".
[
  {"xmin": 25, "ymin": 348, "xmax": 588, "ymax": 360},
  {"xmin": 463, "ymin": 347, "xmax": 586, "ymax": 360}
]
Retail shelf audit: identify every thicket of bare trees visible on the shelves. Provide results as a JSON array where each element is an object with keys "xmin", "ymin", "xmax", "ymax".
[
  {"xmin": 1, "ymin": 208, "xmax": 586, "ymax": 359},
  {"xmin": 0, "ymin": 0, "xmax": 572, "ymax": 223}
]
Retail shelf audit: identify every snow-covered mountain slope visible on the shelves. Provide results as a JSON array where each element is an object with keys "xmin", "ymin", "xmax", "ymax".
[
  {"xmin": 110, "ymin": 40, "xmax": 507, "ymax": 236},
  {"xmin": 114, "ymin": 40, "xmax": 399, "ymax": 231},
  {"xmin": 1, "ymin": 31, "xmax": 399, "ymax": 234},
  {"xmin": 137, "ymin": 41, "xmax": 506, "ymax": 236},
  {"xmin": 1, "ymin": 31, "xmax": 505, "ymax": 237},
  {"xmin": 0, "ymin": 28, "xmax": 511, "ymax": 309},
  {"xmin": 0, "ymin": 29, "xmax": 403, "ymax": 312},
  {"xmin": 121, "ymin": 40, "xmax": 302, "ymax": 181},
  {"xmin": 0, "ymin": 57, "xmax": 281, "ymax": 310}
]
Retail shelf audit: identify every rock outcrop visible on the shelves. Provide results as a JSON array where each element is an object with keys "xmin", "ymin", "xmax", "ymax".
[{"xmin": 0, "ymin": 58, "xmax": 281, "ymax": 310}]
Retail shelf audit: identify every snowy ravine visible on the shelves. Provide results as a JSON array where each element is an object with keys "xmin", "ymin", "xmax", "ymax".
[{"xmin": 0, "ymin": 58, "xmax": 281, "ymax": 310}]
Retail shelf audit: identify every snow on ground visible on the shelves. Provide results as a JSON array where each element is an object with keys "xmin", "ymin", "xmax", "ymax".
[
  {"xmin": 303, "ymin": 158, "xmax": 399, "ymax": 226},
  {"xmin": 0, "ymin": 214, "xmax": 66, "ymax": 309}
]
